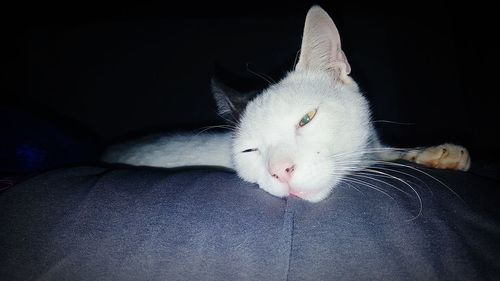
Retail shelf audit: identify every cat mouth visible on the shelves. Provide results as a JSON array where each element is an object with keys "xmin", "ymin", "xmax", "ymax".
[
  {"xmin": 281, "ymin": 181, "xmax": 325, "ymax": 200},
  {"xmin": 289, "ymin": 187, "xmax": 319, "ymax": 198},
  {"xmin": 289, "ymin": 188, "xmax": 303, "ymax": 197}
]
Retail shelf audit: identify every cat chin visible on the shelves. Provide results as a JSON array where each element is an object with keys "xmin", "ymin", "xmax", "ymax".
[
  {"xmin": 290, "ymin": 188, "xmax": 332, "ymax": 203},
  {"xmin": 289, "ymin": 177, "xmax": 340, "ymax": 202},
  {"xmin": 264, "ymin": 184, "xmax": 332, "ymax": 203},
  {"xmin": 255, "ymin": 176, "xmax": 337, "ymax": 203},
  {"xmin": 256, "ymin": 180, "xmax": 290, "ymax": 199}
]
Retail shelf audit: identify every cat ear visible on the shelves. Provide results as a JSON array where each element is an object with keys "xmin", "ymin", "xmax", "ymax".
[
  {"xmin": 211, "ymin": 78, "xmax": 256, "ymax": 122},
  {"xmin": 295, "ymin": 6, "xmax": 351, "ymax": 82}
]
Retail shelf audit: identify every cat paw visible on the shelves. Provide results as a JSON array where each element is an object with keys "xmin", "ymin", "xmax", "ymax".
[{"xmin": 403, "ymin": 143, "xmax": 471, "ymax": 171}]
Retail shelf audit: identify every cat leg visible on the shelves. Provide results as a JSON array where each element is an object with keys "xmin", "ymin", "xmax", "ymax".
[
  {"xmin": 375, "ymin": 143, "xmax": 471, "ymax": 171},
  {"xmin": 401, "ymin": 143, "xmax": 471, "ymax": 171}
]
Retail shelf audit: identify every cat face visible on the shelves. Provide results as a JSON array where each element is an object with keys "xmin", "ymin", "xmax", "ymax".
[
  {"xmin": 232, "ymin": 71, "xmax": 372, "ymax": 202},
  {"xmin": 215, "ymin": 6, "xmax": 375, "ymax": 202}
]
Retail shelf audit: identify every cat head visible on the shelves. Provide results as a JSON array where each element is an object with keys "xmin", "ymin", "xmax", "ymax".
[{"xmin": 213, "ymin": 6, "xmax": 373, "ymax": 202}]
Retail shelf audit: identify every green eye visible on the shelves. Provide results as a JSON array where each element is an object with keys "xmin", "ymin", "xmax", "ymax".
[{"xmin": 299, "ymin": 109, "xmax": 317, "ymax": 127}]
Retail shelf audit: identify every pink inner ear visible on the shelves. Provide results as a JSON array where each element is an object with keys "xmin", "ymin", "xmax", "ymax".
[{"xmin": 338, "ymin": 50, "xmax": 351, "ymax": 75}]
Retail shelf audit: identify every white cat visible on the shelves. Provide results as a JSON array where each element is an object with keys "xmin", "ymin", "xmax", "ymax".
[{"xmin": 102, "ymin": 6, "xmax": 470, "ymax": 202}]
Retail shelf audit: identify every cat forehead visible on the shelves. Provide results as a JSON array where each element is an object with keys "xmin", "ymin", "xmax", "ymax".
[
  {"xmin": 243, "ymin": 72, "xmax": 343, "ymax": 118},
  {"xmin": 235, "ymin": 71, "xmax": 367, "ymax": 137},
  {"xmin": 243, "ymin": 88, "xmax": 317, "ymax": 126},
  {"xmin": 235, "ymin": 74, "xmax": 339, "ymax": 139}
]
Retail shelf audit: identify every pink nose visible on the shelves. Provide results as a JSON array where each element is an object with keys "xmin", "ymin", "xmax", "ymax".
[{"xmin": 270, "ymin": 162, "xmax": 295, "ymax": 183}]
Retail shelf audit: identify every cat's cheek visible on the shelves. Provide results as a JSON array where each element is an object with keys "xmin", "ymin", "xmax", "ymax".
[
  {"xmin": 290, "ymin": 176, "xmax": 340, "ymax": 202},
  {"xmin": 235, "ymin": 167, "xmax": 257, "ymax": 184},
  {"xmin": 232, "ymin": 156, "xmax": 260, "ymax": 183},
  {"xmin": 291, "ymin": 163, "xmax": 334, "ymax": 189},
  {"xmin": 257, "ymin": 178, "xmax": 289, "ymax": 198},
  {"xmin": 288, "ymin": 168, "xmax": 340, "ymax": 202}
]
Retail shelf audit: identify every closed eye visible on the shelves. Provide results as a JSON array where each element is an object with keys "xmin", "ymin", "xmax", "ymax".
[{"xmin": 241, "ymin": 148, "xmax": 258, "ymax": 153}]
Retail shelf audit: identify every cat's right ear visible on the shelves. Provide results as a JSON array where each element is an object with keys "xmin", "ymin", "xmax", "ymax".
[
  {"xmin": 211, "ymin": 78, "xmax": 255, "ymax": 123},
  {"xmin": 295, "ymin": 6, "xmax": 351, "ymax": 83}
]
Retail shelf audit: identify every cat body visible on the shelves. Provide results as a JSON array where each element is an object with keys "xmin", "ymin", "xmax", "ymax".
[
  {"xmin": 103, "ymin": 133, "xmax": 233, "ymax": 169},
  {"xmin": 103, "ymin": 6, "xmax": 470, "ymax": 202}
]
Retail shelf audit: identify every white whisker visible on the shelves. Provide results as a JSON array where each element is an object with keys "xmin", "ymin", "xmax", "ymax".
[
  {"xmin": 372, "ymin": 120, "xmax": 415, "ymax": 125},
  {"xmin": 216, "ymin": 111, "xmax": 239, "ymax": 126},
  {"xmin": 342, "ymin": 176, "xmax": 396, "ymax": 201},
  {"xmin": 341, "ymin": 180, "xmax": 365, "ymax": 196},
  {"xmin": 358, "ymin": 160, "xmax": 464, "ymax": 204},
  {"xmin": 353, "ymin": 172, "xmax": 413, "ymax": 197},
  {"xmin": 328, "ymin": 148, "xmax": 409, "ymax": 161},
  {"xmin": 348, "ymin": 170, "xmax": 422, "ymax": 221},
  {"xmin": 195, "ymin": 125, "xmax": 236, "ymax": 135},
  {"xmin": 363, "ymin": 165, "xmax": 432, "ymax": 195},
  {"xmin": 333, "ymin": 156, "xmax": 462, "ymax": 202},
  {"xmin": 246, "ymin": 63, "xmax": 275, "ymax": 85},
  {"xmin": 327, "ymin": 146, "xmax": 467, "ymax": 221},
  {"xmin": 363, "ymin": 168, "xmax": 423, "ymax": 221}
]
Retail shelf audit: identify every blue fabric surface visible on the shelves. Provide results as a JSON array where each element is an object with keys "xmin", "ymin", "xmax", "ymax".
[{"xmin": 1, "ymin": 165, "xmax": 499, "ymax": 280}]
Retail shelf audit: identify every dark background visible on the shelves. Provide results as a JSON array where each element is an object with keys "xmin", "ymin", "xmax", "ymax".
[{"xmin": 1, "ymin": 0, "xmax": 498, "ymax": 173}]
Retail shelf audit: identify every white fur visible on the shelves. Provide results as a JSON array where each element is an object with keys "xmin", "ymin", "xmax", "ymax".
[
  {"xmin": 103, "ymin": 6, "xmax": 386, "ymax": 202},
  {"xmin": 102, "ymin": 133, "xmax": 233, "ymax": 168}
]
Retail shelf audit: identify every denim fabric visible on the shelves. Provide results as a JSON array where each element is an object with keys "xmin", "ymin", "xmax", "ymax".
[{"xmin": 1, "ymin": 164, "xmax": 499, "ymax": 281}]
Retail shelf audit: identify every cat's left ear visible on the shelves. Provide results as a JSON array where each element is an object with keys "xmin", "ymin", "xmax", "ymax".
[
  {"xmin": 295, "ymin": 6, "xmax": 351, "ymax": 82},
  {"xmin": 211, "ymin": 78, "xmax": 256, "ymax": 122}
]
